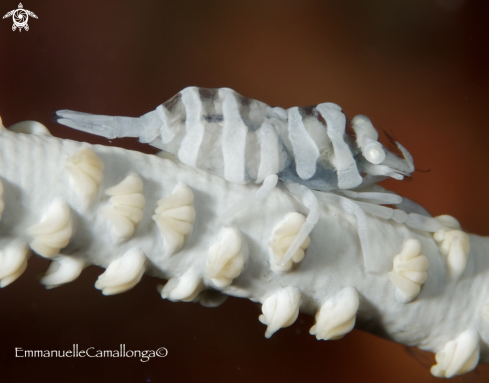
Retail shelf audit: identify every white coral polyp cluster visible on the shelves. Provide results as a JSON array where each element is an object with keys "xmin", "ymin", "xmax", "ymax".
[
  {"xmin": 153, "ymin": 183, "xmax": 195, "ymax": 253},
  {"xmin": 431, "ymin": 329, "xmax": 480, "ymax": 378},
  {"xmin": 0, "ymin": 180, "xmax": 4, "ymax": 221},
  {"xmin": 95, "ymin": 248, "xmax": 146, "ymax": 295},
  {"xmin": 0, "ymin": 241, "xmax": 29, "ymax": 288},
  {"xmin": 387, "ymin": 238, "xmax": 429, "ymax": 303},
  {"xmin": 66, "ymin": 147, "xmax": 104, "ymax": 202},
  {"xmin": 160, "ymin": 269, "xmax": 203, "ymax": 302},
  {"xmin": 259, "ymin": 287, "xmax": 301, "ymax": 338},
  {"xmin": 28, "ymin": 198, "xmax": 73, "ymax": 258},
  {"xmin": 40, "ymin": 255, "xmax": 86, "ymax": 289},
  {"xmin": 310, "ymin": 287, "xmax": 359, "ymax": 341},
  {"xmin": 205, "ymin": 227, "xmax": 245, "ymax": 288},
  {"xmin": 268, "ymin": 212, "xmax": 311, "ymax": 271},
  {"xmin": 100, "ymin": 173, "xmax": 145, "ymax": 240},
  {"xmin": 433, "ymin": 215, "xmax": 470, "ymax": 280}
]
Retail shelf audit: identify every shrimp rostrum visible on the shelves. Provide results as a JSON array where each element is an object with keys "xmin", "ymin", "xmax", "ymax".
[{"xmin": 56, "ymin": 87, "xmax": 441, "ymax": 270}]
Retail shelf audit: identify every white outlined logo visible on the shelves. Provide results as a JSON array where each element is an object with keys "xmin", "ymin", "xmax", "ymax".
[{"xmin": 3, "ymin": 3, "xmax": 37, "ymax": 32}]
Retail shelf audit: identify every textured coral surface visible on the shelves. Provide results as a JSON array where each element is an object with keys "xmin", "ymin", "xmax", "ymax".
[{"xmin": 1, "ymin": 1, "xmax": 489, "ymax": 382}]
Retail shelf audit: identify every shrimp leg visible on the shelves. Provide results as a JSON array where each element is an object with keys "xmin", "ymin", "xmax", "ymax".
[{"xmin": 281, "ymin": 183, "xmax": 319, "ymax": 266}]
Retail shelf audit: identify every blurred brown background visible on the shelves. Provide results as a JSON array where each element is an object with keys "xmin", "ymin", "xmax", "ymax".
[{"xmin": 1, "ymin": 0, "xmax": 489, "ymax": 382}]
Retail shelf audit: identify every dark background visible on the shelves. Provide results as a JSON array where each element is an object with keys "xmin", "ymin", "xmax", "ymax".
[{"xmin": 1, "ymin": 0, "xmax": 489, "ymax": 382}]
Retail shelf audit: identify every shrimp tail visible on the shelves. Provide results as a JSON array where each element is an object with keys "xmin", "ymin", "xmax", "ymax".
[{"xmin": 56, "ymin": 110, "xmax": 145, "ymax": 140}]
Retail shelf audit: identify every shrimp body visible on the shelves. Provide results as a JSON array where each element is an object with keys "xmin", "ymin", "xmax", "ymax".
[
  {"xmin": 57, "ymin": 87, "xmax": 425, "ymax": 267},
  {"xmin": 56, "ymin": 87, "xmax": 414, "ymax": 192}
]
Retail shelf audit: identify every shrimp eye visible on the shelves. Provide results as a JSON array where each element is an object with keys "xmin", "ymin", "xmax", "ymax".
[{"xmin": 364, "ymin": 142, "xmax": 385, "ymax": 164}]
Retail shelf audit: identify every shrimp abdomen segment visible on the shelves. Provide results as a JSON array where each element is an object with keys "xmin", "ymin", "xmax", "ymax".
[
  {"xmin": 220, "ymin": 88, "xmax": 248, "ymax": 184},
  {"xmin": 287, "ymin": 107, "xmax": 319, "ymax": 180},
  {"xmin": 316, "ymin": 103, "xmax": 362, "ymax": 189},
  {"xmin": 177, "ymin": 87, "xmax": 207, "ymax": 168}
]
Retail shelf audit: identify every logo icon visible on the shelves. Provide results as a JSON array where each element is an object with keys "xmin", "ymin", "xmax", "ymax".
[{"xmin": 3, "ymin": 3, "xmax": 37, "ymax": 32}]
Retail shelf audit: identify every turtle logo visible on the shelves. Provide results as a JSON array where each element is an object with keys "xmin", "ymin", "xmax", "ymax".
[{"xmin": 3, "ymin": 3, "xmax": 38, "ymax": 32}]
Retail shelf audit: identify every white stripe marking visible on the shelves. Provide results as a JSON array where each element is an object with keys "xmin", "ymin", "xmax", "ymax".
[
  {"xmin": 256, "ymin": 120, "xmax": 280, "ymax": 183},
  {"xmin": 156, "ymin": 105, "xmax": 177, "ymax": 144},
  {"xmin": 316, "ymin": 103, "xmax": 362, "ymax": 189},
  {"xmin": 178, "ymin": 87, "xmax": 206, "ymax": 167},
  {"xmin": 287, "ymin": 107, "xmax": 319, "ymax": 180},
  {"xmin": 220, "ymin": 89, "xmax": 247, "ymax": 183}
]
